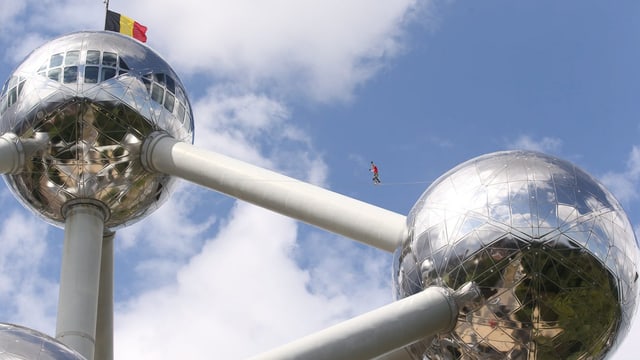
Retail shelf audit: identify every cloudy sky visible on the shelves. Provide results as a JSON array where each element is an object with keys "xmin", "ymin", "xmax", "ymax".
[{"xmin": 1, "ymin": 0, "xmax": 640, "ymax": 359}]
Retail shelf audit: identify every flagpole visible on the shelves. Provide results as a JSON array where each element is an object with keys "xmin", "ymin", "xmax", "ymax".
[{"xmin": 104, "ymin": 0, "xmax": 110, "ymax": 29}]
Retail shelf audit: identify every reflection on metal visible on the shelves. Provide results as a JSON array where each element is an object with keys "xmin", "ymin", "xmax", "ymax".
[
  {"xmin": 0, "ymin": 322, "xmax": 85, "ymax": 359},
  {"xmin": 0, "ymin": 31, "xmax": 193, "ymax": 229},
  {"xmin": 393, "ymin": 150, "xmax": 640, "ymax": 359}
]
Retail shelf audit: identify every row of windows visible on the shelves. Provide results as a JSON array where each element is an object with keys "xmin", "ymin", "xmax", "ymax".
[
  {"xmin": 0, "ymin": 76, "xmax": 25, "ymax": 115},
  {"xmin": 39, "ymin": 50, "xmax": 129, "ymax": 71},
  {"xmin": 1, "ymin": 50, "xmax": 192, "ymax": 129},
  {"xmin": 142, "ymin": 73, "xmax": 189, "ymax": 124},
  {"xmin": 41, "ymin": 65, "xmax": 128, "ymax": 85},
  {"xmin": 37, "ymin": 50, "xmax": 129, "ymax": 85}
]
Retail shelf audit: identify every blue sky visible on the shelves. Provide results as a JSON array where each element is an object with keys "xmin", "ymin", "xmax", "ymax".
[{"xmin": 0, "ymin": 1, "xmax": 639, "ymax": 359}]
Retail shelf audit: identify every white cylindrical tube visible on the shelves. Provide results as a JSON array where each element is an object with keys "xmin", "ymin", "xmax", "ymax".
[
  {"xmin": 143, "ymin": 133, "xmax": 407, "ymax": 252},
  {"xmin": 94, "ymin": 231, "xmax": 115, "ymax": 360},
  {"xmin": 56, "ymin": 201, "xmax": 108, "ymax": 360},
  {"xmin": 249, "ymin": 287, "xmax": 457, "ymax": 360},
  {"xmin": 0, "ymin": 133, "xmax": 22, "ymax": 174}
]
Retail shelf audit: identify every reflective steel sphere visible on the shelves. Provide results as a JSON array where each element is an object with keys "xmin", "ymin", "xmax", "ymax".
[
  {"xmin": 393, "ymin": 150, "xmax": 639, "ymax": 359},
  {"xmin": 0, "ymin": 322, "xmax": 85, "ymax": 359},
  {"xmin": 0, "ymin": 31, "xmax": 194, "ymax": 229}
]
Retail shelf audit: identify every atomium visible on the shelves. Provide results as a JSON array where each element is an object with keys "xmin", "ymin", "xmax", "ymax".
[
  {"xmin": 0, "ymin": 322, "xmax": 85, "ymax": 359},
  {"xmin": 0, "ymin": 31, "xmax": 194, "ymax": 229},
  {"xmin": 393, "ymin": 150, "xmax": 640, "ymax": 359}
]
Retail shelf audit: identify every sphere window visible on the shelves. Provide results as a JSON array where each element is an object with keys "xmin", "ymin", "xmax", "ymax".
[
  {"xmin": 86, "ymin": 50, "xmax": 100, "ymax": 65},
  {"xmin": 118, "ymin": 57, "xmax": 129, "ymax": 70},
  {"xmin": 102, "ymin": 52, "xmax": 117, "ymax": 67},
  {"xmin": 47, "ymin": 68, "xmax": 61, "ymax": 82},
  {"xmin": 151, "ymin": 83, "xmax": 164, "ymax": 104},
  {"xmin": 49, "ymin": 53, "xmax": 63, "ymax": 67},
  {"xmin": 164, "ymin": 92, "xmax": 175, "ymax": 112},
  {"xmin": 65, "ymin": 50, "xmax": 80, "ymax": 65},
  {"xmin": 177, "ymin": 103, "xmax": 186, "ymax": 124},
  {"xmin": 63, "ymin": 66, "xmax": 78, "ymax": 84},
  {"xmin": 0, "ymin": 76, "xmax": 25, "ymax": 114},
  {"xmin": 84, "ymin": 66, "xmax": 99, "ymax": 84},
  {"xmin": 101, "ymin": 67, "xmax": 116, "ymax": 82}
]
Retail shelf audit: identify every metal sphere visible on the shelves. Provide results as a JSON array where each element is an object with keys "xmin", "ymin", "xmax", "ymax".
[
  {"xmin": 0, "ymin": 31, "xmax": 193, "ymax": 229},
  {"xmin": 393, "ymin": 150, "xmax": 639, "ymax": 359},
  {"xmin": 0, "ymin": 322, "xmax": 85, "ymax": 359}
]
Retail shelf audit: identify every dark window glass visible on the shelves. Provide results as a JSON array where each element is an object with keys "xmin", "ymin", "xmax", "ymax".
[
  {"xmin": 151, "ymin": 83, "xmax": 164, "ymax": 103},
  {"xmin": 142, "ymin": 77, "xmax": 152, "ymax": 93},
  {"xmin": 86, "ymin": 50, "xmax": 100, "ymax": 65},
  {"xmin": 166, "ymin": 76, "xmax": 175, "ymax": 93},
  {"xmin": 119, "ymin": 58, "xmax": 129, "ymax": 70},
  {"xmin": 101, "ymin": 68, "xmax": 117, "ymax": 81},
  {"xmin": 48, "ymin": 68, "xmax": 61, "ymax": 82},
  {"xmin": 164, "ymin": 92, "xmax": 175, "ymax": 112},
  {"xmin": 8, "ymin": 77, "xmax": 16, "ymax": 89},
  {"xmin": 178, "ymin": 104, "xmax": 186, "ymax": 124},
  {"xmin": 84, "ymin": 66, "xmax": 99, "ymax": 84},
  {"xmin": 175, "ymin": 86, "xmax": 185, "ymax": 103},
  {"xmin": 8, "ymin": 88, "xmax": 17, "ymax": 106},
  {"xmin": 118, "ymin": 70, "xmax": 128, "ymax": 76},
  {"xmin": 5, "ymin": 76, "xmax": 18, "ymax": 92},
  {"xmin": 153, "ymin": 73, "xmax": 165, "ymax": 85},
  {"xmin": 50, "ymin": 53, "xmax": 63, "ymax": 67},
  {"xmin": 65, "ymin": 51, "xmax": 80, "ymax": 65},
  {"xmin": 17, "ymin": 81, "xmax": 25, "ymax": 96},
  {"xmin": 63, "ymin": 66, "xmax": 78, "ymax": 83},
  {"xmin": 103, "ymin": 52, "xmax": 117, "ymax": 67}
]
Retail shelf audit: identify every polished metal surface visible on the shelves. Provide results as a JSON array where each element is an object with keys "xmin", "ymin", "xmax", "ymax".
[
  {"xmin": 393, "ymin": 150, "xmax": 639, "ymax": 359},
  {"xmin": 0, "ymin": 31, "xmax": 193, "ymax": 228},
  {"xmin": 0, "ymin": 322, "xmax": 85, "ymax": 359}
]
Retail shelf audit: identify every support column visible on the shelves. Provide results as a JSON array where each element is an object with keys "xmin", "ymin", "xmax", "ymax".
[
  {"xmin": 94, "ymin": 231, "xmax": 115, "ymax": 360},
  {"xmin": 56, "ymin": 200, "xmax": 109, "ymax": 360}
]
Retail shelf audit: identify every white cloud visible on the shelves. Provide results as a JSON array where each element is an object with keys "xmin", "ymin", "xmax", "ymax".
[
  {"xmin": 0, "ymin": 2, "xmax": 26, "ymax": 33},
  {"xmin": 125, "ymin": 0, "xmax": 424, "ymax": 102},
  {"xmin": 601, "ymin": 145, "xmax": 640, "ymax": 204},
  {"xmin": 115, "ymin": 203, "xmax": 362, "ymax": 359},
  {"xmin": 0, "ymin": 204, "xmax": 58, "ymax": 334},
  {"xmin": 0, "ymin": 1, "xmax": 103, "ymax": 64},
  {"xmin": 506, "ymin": 135, "xmax": 562, "ymax": 154}
]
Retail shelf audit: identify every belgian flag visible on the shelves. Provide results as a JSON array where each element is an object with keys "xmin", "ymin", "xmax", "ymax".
[{"xmin": 105, "ymin": 10, "xmax": 147, "ymax": 43}]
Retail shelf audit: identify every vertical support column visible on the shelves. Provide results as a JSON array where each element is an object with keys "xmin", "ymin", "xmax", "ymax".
[
  {"xmin": 94, "ymin": 231, "xmax": 115, "ymax": 360},
  {"xmin": 56, "ymin": 200, "xmax": 109, "ymax": 360}
]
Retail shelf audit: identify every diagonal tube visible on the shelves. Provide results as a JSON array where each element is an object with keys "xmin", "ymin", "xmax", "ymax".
[
  {"xmin": 248, "ymin": 286, "xmax": 458, "ymax": 360},
  {"xmin": 142, "ymin": 133, "xmax": 408, "ymax": 252}
]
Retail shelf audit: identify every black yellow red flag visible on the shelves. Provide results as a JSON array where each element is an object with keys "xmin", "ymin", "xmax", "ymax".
[{"xmin": 105, "ymin": 10, "xmax": 147, "ymax": 43}]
